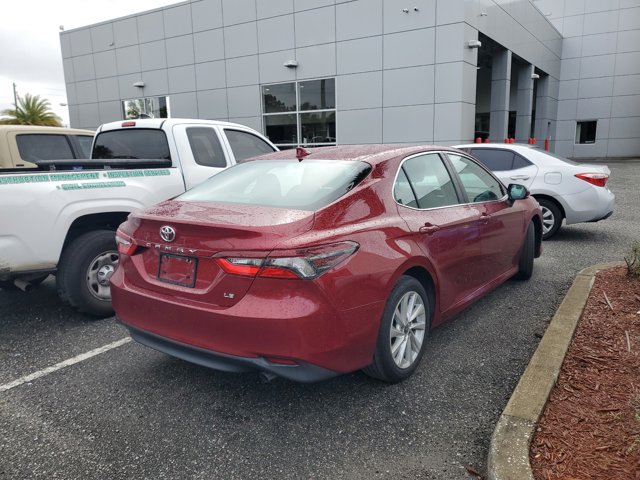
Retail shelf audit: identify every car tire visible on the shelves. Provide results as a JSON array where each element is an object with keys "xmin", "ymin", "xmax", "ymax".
[
  {"xmin": 514, "ymin": 222, "xmax": 535, "ymax": 280},
  {"xmin": 538, "ymin": 198, "xmax": 562, "ymax": 240},
  {"xmin": 363, "ymin": 276, "xmax": 431, "ymax": 383},
  {"xmin": 57, "ymin": 230, "xmax": 118, "ymax": 317}
]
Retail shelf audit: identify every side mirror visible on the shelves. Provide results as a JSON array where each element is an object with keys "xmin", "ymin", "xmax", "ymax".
[{"xmin": 507, "ymin": 183, "xmax": 529, "ymax": 206}]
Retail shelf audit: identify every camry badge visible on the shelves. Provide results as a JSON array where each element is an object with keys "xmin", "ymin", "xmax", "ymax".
[{"xmin": 160, "ymin": 225, "xmax": 176, "ymax": 243}]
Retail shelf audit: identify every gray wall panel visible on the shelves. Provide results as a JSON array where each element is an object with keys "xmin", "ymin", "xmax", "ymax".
[
  {"xmin": 336, "ymin": 0, "xmax": 382, "ymax": 41},
  {"xmin": 257, "ymin": 15, "xmax": 295, "ymax": 53},
  {"xmin": 227, "ymin": 86, "xmax": 260, "ymax": 117},
  {"xmin": 337, "ymin": 36, "xmax": 382, "ymax": 74},
  {"xmin": 222, "ymin": 0, "xmax": 257, "ymax": 25},
  {"xmin": 226, "ymin": 56, "xmax": 260, "ymax": 87},
  {"xmin": 295, "ymin": 43, "xmax": 336, "ymax": 79},
  {"xmin": 383, "ymin": 0, "xmax": 436, "ymax": 34},
  {"xmin": 258, "ymin": 51, "xmax": 297, "ymax": 84},
  {"xmin": 258, "ymin": 0, "xmax": 293, "ymax": 19},
  {"xmin": 195, "ymin": 60, "xmax": 227, "ymax": 90},
  {"xmin": 137, "ymin": 11, "xmax": 165, "ymax": 43},
  {"xmin": 168, "ymin": 65, "xmax": 197, "ymax": 93},
  {"xmin": 166, "ymin": 35, "xmax": 195, "ymax": 67},
  {"xmin": 383, "ymin": 28, "xmax": 436, "ymax": 69},
  {"xmin": 169, "ymin": 92, "xmax": 199, "ymax": 117},
  {"xmin": 115, "ymin": 46, "xmax": 141, "ymax": 75},
  {"xmin": 197, "ymin": 89, "xmax": 229, "ymax": 119},
  {"xmin": 96, "ymin": 77, "xmax": 121, "ymax": 102},
  {"xmin": 140, "ymin": 41, "xmax": 167, "ymax": 71},
  {"xmin": 224, "ymin": 23, "xmax": 258, "ymax": 57},
  {"xmin": 337, "ymin": 109, "xmax": 382, "ymax": 144},
  {"xmin": 192, "ymin": 0, "xmax": 223, "ymax": 32},
  {"xmin": 94, "ymin": 51, "xmax": 117, "ymax": 79},
  {"xmin": 383, "ymin": 105, "xmax": 434, "ymax": 143},
  {"xmin": 295, "ymin": 6, "xmax": 336, "ymax": 47},
  {"xmin": 383, "ymin": 66, "xmax": 434, "ymax": 107},
  {"xmin": 98, "ymin": 101, "xmax": 123, "ymax": 124},
  {"xmin": 90, "ymin": 24, "xmax": 114, "ymax": 53},
  {"xmin": 141, "ymin": 69, "xmax": 170, "ymax": 96},
  {"xmin": 164, "ymin": 4, "xmax": 193, "ymax": 37},
  {"xmin": 113, "ymin": 18, "xmax": 139, "ymax": 47},
  {"xmin": 194, "ymin": 29, "xmax": 225, "ymax": 63},
  {"xmin": 337, "ymin": 72, "xmax": 383, "ymax": 110},
  {"xmin": 76, "ymin": 81, "xmax": 98, "ymax": 104},
  {"xmin": 68, "ymin": 29, "xmax": 92, "ymax": 57},
  {"xmin": 72, "ymin": 55, "xmax": 96, "ymax": 82}
]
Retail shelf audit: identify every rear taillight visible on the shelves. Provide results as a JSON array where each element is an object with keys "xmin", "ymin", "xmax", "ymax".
[
  {"xmin": 575, "ymin": 172, "xmax": 608, "ymax": 187},
  {"xmin": 215, "ymin": 241, "xmax": 359, "ymax": 280},
  {"xmin": 115, "ymin": 231, "xmax": 137, "ymax": 256}
]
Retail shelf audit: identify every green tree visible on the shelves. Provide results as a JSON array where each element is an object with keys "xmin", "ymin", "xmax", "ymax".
[{"xmin": 0, "ymin": 93, "xmax": 62, "ymax": 126}]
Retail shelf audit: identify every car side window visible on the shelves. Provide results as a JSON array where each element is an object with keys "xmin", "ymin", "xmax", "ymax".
[
  {"xmin": 186, "ymin": 127, "xmax": 227, "ymax": 168},
  {"xmin": 469, "ymin": 148, "xmax": 514, "ymax": 171},
  {"xmin": 224, "ymin": 129, "xmax": 275, "ymax": 162},
  {"xmin": 398, "ymin": 153, "xmax": 459, "ymax": 209},
  {"xmin": 16, "ymin": 134, "xmax": 74, "ymax": 161},
  {"xmin": 512, "ymin": 153, "xmax": 532, "ymax": 170},
  {"xmin": 447, "ymin": 154, "xmax": 505, "ymax": 203},
  {"xmin": 393, "ymin": 168, "xmax": 418, "ymax": 208},
  {"xmin": 75, "ymin": 135, "xmax": 94, "ymax": 158}
]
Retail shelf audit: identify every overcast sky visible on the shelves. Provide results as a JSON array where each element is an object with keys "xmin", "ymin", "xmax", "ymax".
[{"xmin": 0, "ymin": 0, "xmax": 183, "ymax": 126}]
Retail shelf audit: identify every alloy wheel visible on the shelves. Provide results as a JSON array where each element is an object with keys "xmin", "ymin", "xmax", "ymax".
[{"xmin": 389, "ymin": 291, "xmax": 427, "ymax": 369}]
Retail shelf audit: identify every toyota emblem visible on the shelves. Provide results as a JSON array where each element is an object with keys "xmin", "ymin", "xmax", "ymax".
[{"xmin": 160, "ymin": 225, "xmax": 176, "ymax": 242}]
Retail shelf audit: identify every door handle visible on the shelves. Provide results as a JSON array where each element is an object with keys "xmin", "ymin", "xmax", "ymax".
[
  {"xmin": 510, "ymin": 175, "xmax": 530, "ymax": 180},
  {"xmin": 479, "ymin": 213, "xmax": 491, "ymax": 224},
  {"xmin": 419, "ymin": 223, "xmax": 440, "ymax": 235}
]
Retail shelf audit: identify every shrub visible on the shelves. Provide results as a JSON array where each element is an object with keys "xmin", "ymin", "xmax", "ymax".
[{"xmin": 624, "ymin": 240, "xmax": 640, "ymax": 277}]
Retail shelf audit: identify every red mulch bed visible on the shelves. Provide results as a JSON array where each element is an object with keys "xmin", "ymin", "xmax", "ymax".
[{"xmin": 530, "ymin": 266, "xmax": 640, "ymax": 480}]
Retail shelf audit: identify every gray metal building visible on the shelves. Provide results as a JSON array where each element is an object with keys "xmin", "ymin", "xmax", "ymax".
[{"xmin": 60, "ymin": 0, "xmax": 640, "ymax": 159}]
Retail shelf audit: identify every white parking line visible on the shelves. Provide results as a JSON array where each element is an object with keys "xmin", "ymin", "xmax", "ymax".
[{"xmin": 0, "ymin": 337, "xmax": 131, "ymax": 393}]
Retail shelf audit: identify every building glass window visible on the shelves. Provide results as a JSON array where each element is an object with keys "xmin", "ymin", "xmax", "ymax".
[
  {"xmin": 576, "ymin": 120, "xmax": 597, "ymax": 144},
  {"xmin": 262, "ymin": 79, "xmax": 336, "ymax": 148},
  {"xmin": 122, "ymin": 96, "xmax": 170, "ymax": 120}
]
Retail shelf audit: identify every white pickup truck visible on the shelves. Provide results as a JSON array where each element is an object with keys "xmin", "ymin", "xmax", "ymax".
[{"xmin": 0, "ymin": 118, "xmax": 277, "ymax": 316}]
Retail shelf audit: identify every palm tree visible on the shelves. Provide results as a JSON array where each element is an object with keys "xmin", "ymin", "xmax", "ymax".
[{"xmin": 0, "ymin": 93, "xmax": 62, "ymax": 126}]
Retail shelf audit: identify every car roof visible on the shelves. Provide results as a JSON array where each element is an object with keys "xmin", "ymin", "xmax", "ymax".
[
  {"xmin": 248, "ymin": 144, "xmax": 464, "ymax": 166},
  {"xmin": 97, "ymin": 118, "xmax": 261, "ymax": 132},
  {"xmin": 0, "ymin": 125, "xmax": 94, "ymax": 134},
  {"xmin": 454, "ymin": 143, "xmax": 538, "ymax": 152}
]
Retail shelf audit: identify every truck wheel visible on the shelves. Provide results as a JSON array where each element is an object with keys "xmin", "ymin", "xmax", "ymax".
[{"xmin": 57, "ymin": 230, "xmax": 118, "ymax": 317}]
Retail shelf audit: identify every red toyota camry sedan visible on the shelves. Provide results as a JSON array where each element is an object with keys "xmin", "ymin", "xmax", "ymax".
[{"xmin": 111, "ymin": 145, "xmax": 542, "ymax": 383}]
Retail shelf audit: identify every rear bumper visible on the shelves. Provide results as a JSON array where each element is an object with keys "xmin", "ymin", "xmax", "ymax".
[
  {"xmin": 562, "ymin": 187, "xmax": 615, "ymax": 225},
  {"xmin": 111, "ymin": 267, "xmax": 384, "ymax": 380},
  {"xmin": 123, "ymin": 323, "xmax": 339, "ymax": 382}
]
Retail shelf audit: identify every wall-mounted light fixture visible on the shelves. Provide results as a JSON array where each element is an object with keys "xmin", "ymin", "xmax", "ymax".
[
  {"xmin": 468, "ymin": 40, "xmax": 482, "ymax": 49},
  {"xmin": 133, "ymin": 81, "xmax": 145, "ymax": 88},
  {"xmin": 531, "ymin": 73, "xmax": 540, "ymax": 79},
  {"xmin": 283, "ymin": 60, "xmax": 298, "ymax": 68}
]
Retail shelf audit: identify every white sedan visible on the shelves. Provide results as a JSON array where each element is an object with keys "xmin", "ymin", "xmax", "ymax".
[{"xmin": 455, "ymin": 144, "xmax": 615, "ymax": 239}]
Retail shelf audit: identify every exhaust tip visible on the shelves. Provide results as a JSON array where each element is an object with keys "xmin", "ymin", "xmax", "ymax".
[{"xmin": 14, "ymin": 278, "xmax": 32, "ymax": 292}]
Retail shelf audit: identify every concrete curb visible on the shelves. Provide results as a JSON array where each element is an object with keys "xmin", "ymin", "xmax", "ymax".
[{"xmin": 487, "ymin": 261, "xmax": 625, "ymax": 480}]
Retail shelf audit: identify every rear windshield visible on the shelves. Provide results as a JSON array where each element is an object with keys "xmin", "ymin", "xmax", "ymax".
[
  {"xmin": 92, "ymin": 129, "xmax": 170, "ymax": 160},
  {"xmin": 177, "ymin": 159, "xmax": 372, "ymax": 211}
]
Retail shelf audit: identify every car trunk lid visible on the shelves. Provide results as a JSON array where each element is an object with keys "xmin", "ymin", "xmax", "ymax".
[{"xmin": 122, "ymin": 201, "xmax": 315, "ymax": 307}]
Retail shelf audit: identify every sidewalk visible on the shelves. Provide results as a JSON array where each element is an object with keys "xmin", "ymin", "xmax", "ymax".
[{"xmin": 486, "ymin": 262, "xmax": 625, "ymax": 480}]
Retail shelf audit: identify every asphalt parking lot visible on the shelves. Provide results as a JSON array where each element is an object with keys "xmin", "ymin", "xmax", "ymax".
[{"xmin": 2, "ymin": 159, "xmax": 639, "ymax": 480}]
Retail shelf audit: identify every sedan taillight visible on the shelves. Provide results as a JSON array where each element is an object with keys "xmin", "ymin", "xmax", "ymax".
[
  {"xmin": 216, "ymin": 241, "xmax": 359, "ymax": 279},
  {"xmin": 115, "ymin": 230, "xmax": 137, "ymax": 256},
  {"xmin": 575, "ymin": 172, "xmax": 608, "ymax": 187}
]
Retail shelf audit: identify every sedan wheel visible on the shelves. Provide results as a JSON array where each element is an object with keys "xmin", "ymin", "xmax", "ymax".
[
  {"xmin": 363, "ymin": 276, "xmax": 431, "ymax": 382},
  {"xmin": 390, "ymin": 291, "xmax": 427, "ymax": 368},
  {"xmin": 538, "ymin": 198, "xmax": 563, "ymax": 240}
]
